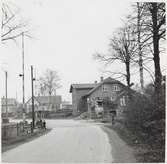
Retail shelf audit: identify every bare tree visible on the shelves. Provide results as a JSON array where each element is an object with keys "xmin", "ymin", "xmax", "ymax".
[
  {"xmin": 130, "ymin": 2, "xmax": 165, "ymax": 109},
  {"xmin": 148, "ymin": 3, "xmax": 165, "ymax": 110},
  {"xmin": 37, "ymin": 69, "xmax": 61, "ymax": 96},
  {"xmin": 137, "ymin": 2, "xmax": 144, "ymax": 92},
  {"xmin": 136, "ymin": 2, "xmax": 165, "ymax": 110},
  {"xmin": 94, "ymin": 25, "xmax": 137, "ymax": 87},
  {"xmin": 127, "ymin": 2, "xmax": 165, "ymax": 93},
  {"xmin": 1, "ymin": 1, "xmax": 31, "ymax": 43}
]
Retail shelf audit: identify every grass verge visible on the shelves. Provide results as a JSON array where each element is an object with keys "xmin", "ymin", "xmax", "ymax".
[{"xmin": 104, "ymin": 122, "xmax": 165, "ymax": 163}]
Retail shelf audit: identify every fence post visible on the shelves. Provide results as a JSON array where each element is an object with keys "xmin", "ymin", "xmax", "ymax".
[
  {"xmin": 30, "ymin": 122, "xmax": 33, "ymax": 134},
  {"xmin": 3, "ymin": 126, "xmax": 6, "ymax": 139},
  {"xmin": 17, "ymin": 123, "xmax": 19, "ymax": 136}
]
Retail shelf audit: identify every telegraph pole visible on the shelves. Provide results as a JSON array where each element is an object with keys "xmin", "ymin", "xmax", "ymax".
[
  {"xmin": 5, "ymin": 71, "xmax": 8, "ymax": 117},
  {"xmin": 22, "ymin": 32, "xmax": 25, "ymax": 120},
  {"xmin": 31, "ymin": 65, "xmax": 35, "ymax": 129},
  {"xmin": 19, "ymin": 32, "xmax": 26, "ymax": 121}
]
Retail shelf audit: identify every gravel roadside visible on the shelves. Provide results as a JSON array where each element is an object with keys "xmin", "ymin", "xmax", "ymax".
[{"xmin": 102, "ymin": 125, "xmax": 136, "ymax": 163}]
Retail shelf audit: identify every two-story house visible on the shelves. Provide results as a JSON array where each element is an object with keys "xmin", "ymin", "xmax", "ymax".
[{"xmin": 70, "ymin": 77, "xmax": 130, "ymax": 118}]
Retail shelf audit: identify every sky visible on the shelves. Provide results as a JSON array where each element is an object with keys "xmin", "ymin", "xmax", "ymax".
[{"xmin": 0, "ymin": 0, "xmax": 166, "ymax": 103}]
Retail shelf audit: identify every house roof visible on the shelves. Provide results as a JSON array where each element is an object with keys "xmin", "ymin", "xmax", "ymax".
[
  {"xmin": 69, "ymin": 83, "xmax": 98, "ymax": 93},
  {"xmin": 25, "ymin": 95, "xmax": 62, "ymax": 105},
  {"xmin": 84, "ymin": 77, "xmax": 125, "ymax": 97},
  {"xmin": 36, "ymin": 96, "xmax": 62, "ymax": 104}
]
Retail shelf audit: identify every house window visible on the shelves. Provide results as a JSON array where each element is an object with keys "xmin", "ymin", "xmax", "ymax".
[
  {"xmin": 96, "ymin": 97, "xmax": 100, "ymax": 100},
  {"xmin": 102, "ymin": 85, "xmax": 107, "ymax": 91},
  {"xmin": 114, "ymin": 85, "xmax": 120, "ymax": 91},
  {"xmin": 120, "ymin": 96, "xmax": 126, "ymax": 106},
  {"xmin": 110, "ymin": 96, "xmax": 115, "ymax": 101}
]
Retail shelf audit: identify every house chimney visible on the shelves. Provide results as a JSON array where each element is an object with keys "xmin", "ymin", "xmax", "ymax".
[
  {"xmin": 94, "ymin": 80, "xmax": 97, "ymax": 84},
  {"xmin": 100, "ymin": 76, "xmax": 104, "ymax": 82}
]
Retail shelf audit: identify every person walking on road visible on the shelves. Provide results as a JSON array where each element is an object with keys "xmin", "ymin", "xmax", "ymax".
[{"xmin": 43, "ymin": 120, "xmax": 46, "ymax": 129}]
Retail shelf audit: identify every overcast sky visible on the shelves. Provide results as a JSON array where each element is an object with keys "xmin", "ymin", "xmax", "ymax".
[{"xmin": 0, "ymin": 0, "xmax": 166, "ymax": 103}]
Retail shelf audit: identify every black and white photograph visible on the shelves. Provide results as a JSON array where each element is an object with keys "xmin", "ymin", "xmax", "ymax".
[{"xmin": 1, "ymin": 0, "xmax": 166, "ymax": 163}]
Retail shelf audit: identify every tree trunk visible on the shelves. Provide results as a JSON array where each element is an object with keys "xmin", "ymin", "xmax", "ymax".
[
  {"xmin": 150, "ymin": 3, "xmax": 162, "ymax": 110},
  {"xmin": 137, "ymin": 2, "xmax": 144, "ymax": 92},
  {"xmin": 125, "ymin": 61, "xmax": 131, "ymax": 87}
]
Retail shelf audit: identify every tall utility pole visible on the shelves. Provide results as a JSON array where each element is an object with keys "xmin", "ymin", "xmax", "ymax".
[
  {"xmin": 31, "ymin": 65, "xmax": 35, "ymax": 129},
  {"xmin": 5, "ymin": 71, "xmax": 8, "ymax": 117},
  {"xmin": 22, "ymin": 32, "xmax": 25, "ymax": 116},
  {"xmin": 137, "ymin": 2, "xmax": 144, "ymax": 92},
  {"xmin": 19, "ymin": 32, "xmax": 26, "ymax": 121}
]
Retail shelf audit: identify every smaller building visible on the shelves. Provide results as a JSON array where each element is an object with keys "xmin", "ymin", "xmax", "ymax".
[
  {"xmin": 25, "ymin": 95, "xmax": 62, "ymax": 113},
  {"xmin": 1, "ymin": 97, "xmax": 18, "ymax": 117},
  {"xmin": 70, "ymin": 83, "xmax": 98, "ymax": 116},
  {"xmin": 60, "ymin": 101, "xmax": 72, "ymax": 111},
  {"xmin": 25, "ymin": 97, "xmax": 41, "ymax": 113}
]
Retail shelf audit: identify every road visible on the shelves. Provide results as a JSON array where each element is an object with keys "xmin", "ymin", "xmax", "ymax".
[{"xmin": 2, "ymin": 119, "xmax": 112, "ymax": 163}]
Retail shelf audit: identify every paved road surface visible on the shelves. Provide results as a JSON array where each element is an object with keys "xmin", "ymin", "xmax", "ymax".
[{"xmin": 2, "ymin": 119, "xmax": 112, "ymax": 163}]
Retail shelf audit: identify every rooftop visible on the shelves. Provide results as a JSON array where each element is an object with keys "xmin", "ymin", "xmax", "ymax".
[
  {"xmin": 69, "ymin": 83, "xmax": 98, "ymax": 93},
  {"xmin": 84, "ymin": 77, "xmax": 125, "ymax": 96},
  {"xmin": 26, "ymin": 95, "xmax": 62, "ymax": 105}
]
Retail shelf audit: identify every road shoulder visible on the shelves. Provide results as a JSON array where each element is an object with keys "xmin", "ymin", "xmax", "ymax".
[{"xmin": 102, "ymin": 125, "xmax": 136, "ymax": 163}]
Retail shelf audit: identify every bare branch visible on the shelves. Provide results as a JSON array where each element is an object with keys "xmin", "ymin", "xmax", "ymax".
[
  {"xmin": 36, "ymin": 69, "xmax": 62, "ymax": 96},
  {"xmin": 1, "ymin": 2, "xmax": 31, "ymax": 43}
]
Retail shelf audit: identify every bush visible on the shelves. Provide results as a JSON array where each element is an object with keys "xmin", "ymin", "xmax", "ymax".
[
  {"xmin": 124, "ymin": 88, "xmax": 165, "ymax": 150},
  {"xmin": 114, "ymin": 82, "xmax": 165, "ymax": 162},
  {"xmin": 125, "ymin": 93, "xmax": 153, "ymax": 130}
]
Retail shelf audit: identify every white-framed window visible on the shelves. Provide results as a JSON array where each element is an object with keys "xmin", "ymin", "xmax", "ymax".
[
  {"xmin": 114, "ymin": 85, "xmax": 120, "ymax": 91},
  {"xmin": 120, "ymin": 96, "xmax": 126, "ymax": 106}
]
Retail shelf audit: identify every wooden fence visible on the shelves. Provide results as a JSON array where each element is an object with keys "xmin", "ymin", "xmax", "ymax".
[{"xmin": 2, "ymin": 122, "xmax": 33, "ymax": 140}]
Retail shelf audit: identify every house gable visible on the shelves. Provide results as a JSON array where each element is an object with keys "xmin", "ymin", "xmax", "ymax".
[{"xmin": 85, "ymin": 77, "xmax": 126, "ymax": 98}]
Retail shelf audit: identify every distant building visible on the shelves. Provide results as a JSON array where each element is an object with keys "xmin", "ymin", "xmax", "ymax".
[
  {"xmin": 1, "ymin": 97, "xmax": 18, "ymax": 116},
  {"xmin": 25, "ymin": 95, "xmax": 62, "ymax": 113},
  {"xmin": 60, "ymin": 101, "xmax": 72, "ymax": 111},
  {"xmin": 25, "ymin": 97, "xmax": 41, "ymax": 113}
]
